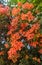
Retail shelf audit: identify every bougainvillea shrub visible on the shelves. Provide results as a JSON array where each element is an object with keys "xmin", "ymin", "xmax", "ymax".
[{"xmin": 0, "ymin": 2, "xmax": 42, "ymax": 65}]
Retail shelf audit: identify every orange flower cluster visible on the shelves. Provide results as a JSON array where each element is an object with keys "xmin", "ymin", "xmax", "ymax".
[
  {"xmin": 8, "ymin": 49, "xmax": 20, "ymax": 63},
  {"xmin": 21, "ymin": 13, "xmax": 27, "ymax": 20},
  {"xmin": 22, "ymin": 2, "xmax": 34, "ymax": 10},
  {"xmin": 20, "ymin": 22, "xmax": 28, "ymax": 30},
  {"xmin": 27, "ymin": 11, "xmax": 35, "ymax": 21},
  {"xmin": 12, "ymin": 8, "xmax": 20, "ymax": 16},
  {"xmin": 25, "ymin": 23, "xmax": 40, "ymax": 40},
  {"xmin": 21, "ymin": 11, "xmax": 34, "ymax": 21},
  {"xmin": 8, "ymin": 48, "xmax": 18, "ymax": 60},
  {"xmin": 7, "ymin": 32, "xmax": 24, "ymax": 62},
  {"xmin": 12, "ymin": 2, "xmax": 34, "ymax": 22},
  {"xmin": 25, "ymin": 33, "xmax": 34, "ymax": 40},
  {"xmin": 17, "ymin": 2, "xmax": 34, "ymax": 10},
  {"xmin": 11, "ymin": 16, "xmax": 20, "ymax": 26},
  {"xmin": 8, "ymin": 34, "xmax": 24, "ymax": 62}
]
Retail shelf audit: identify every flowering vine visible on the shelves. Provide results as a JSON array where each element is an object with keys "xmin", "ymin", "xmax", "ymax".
[{"xmin": 0, "ymin": 2, "xmax": 42, "ymax": 65}]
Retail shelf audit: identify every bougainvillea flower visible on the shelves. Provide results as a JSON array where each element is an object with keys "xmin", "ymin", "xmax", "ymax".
[
  {"xmin": 12, "ymin": 7, "xmax": 20, "ymax": 16},
  {"xmin": 21, "ymin": 13, "xmax": 27, "ymax": 20},
  {"xmin": 27, "ymin": 11, "xmax": 34, "ymax": 21},
  {"xmin": 25, "ymin": 32, "xmax": 34, "ymax": 40},
  {"xmin": 8, "ymin": 48, "xmax": 17, "ymax": 59},
  {"xmin": 7, "ymin": 26, "xmax": 17, "ymax": 35},
  {"xmin": 22, "ymin": 2, "xmax": 34, "ymax": 10},
  {"xmin": 8, "ymin": 41, "xmax": 24, "ymax": 60},
  {"xmin": 10, "ymin": 40, "xmax": 17, "ymax": 47},
  {"xmin": 25, "ymin": 28, "xmax": 34, "ymax": 35},
  {"xmin": 32, "ymin": 23, "xmax": 40, "ymax": 31},
  {"xmin": 22, "ymin": 2, "xmax": 29, "ymax": 9},
  {"xmin": 27, "ymin": 33, "xmax": 34, "ymax": 40},
  {"xmin": 28, "ymin": 3, "xmax": 34, "ymax": 9},
  {"xmin": 19, "ymin": 29, "xmax": 26, "ymax": 36},
  {"xmin": 8, "ymin": 50, "xmax": 20, "ymax": 63},
  {"xmin": 16, "ymin": 41, "xmax": 24, "ymax": 51},
  {"xmin": 11, "ymin": 40, "xmax": 24, "ymax": 51},
  {"xmin": 20, "ymin": 22, "xmax": 28, "ymax": 29},
  {"xmin": 11, "ymin": 32, "xmax": 21, "ymax": 40},
  {"xmin": 11, "ymin": 16, "xmax": 19, "ymax": 26}
]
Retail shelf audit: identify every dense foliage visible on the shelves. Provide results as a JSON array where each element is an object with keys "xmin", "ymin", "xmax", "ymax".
[{"xmin": 0, "ymin": 1, "xmax": 42, "ymax": 65}]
